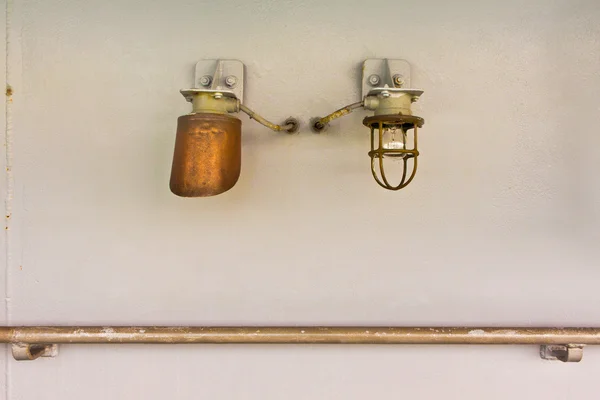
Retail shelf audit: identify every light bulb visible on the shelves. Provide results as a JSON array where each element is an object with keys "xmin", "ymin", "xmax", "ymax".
[{"xmin": 382, "ymin": 127, "xmax": 407, "ymax": 161}]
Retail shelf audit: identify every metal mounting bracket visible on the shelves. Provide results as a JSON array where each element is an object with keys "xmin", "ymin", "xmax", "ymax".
[
  {"xmin": 362, "ymin": 59, "xmax": 422, "ymax": 100},
  {"xmin": 540, "ymin": 344, "xmax": 584, "ymax": 362},
  {"xmin": 12, "ymin": 343, "xmax": 59, "ymax": 361},
  {"xmin": 191, "ymin": 59, "xmax": 245, "ymax": 102}
]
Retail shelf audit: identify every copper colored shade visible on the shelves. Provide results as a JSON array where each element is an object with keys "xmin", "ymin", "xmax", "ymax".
[{"xmin": 170, "ymin": 113, "xmax": 242, "ymax": 197}]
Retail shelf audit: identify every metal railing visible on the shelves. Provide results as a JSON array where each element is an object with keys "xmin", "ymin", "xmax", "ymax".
[{"xmin": 2, "ymin": 326, "xmax": 598, "ymax": 362}]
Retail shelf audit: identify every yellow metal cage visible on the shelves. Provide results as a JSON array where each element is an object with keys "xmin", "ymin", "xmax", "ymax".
[{"xmin": 364, "ymin": 114, "xmax": 424, "ymax": 190}]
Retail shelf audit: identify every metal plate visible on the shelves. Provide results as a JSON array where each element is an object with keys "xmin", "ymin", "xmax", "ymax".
[
  {"xmin": 362, "ymin": 59, "xmax": 413, "ymax": 99},
  {"xmin": 194, "ymin": 59, "xmax": 245, "ymax": 101}
]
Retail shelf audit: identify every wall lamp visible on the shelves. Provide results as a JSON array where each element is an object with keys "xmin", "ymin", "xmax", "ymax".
[
  {"xmin": 170, "ymin": 59, "xmax": 424, "ymax": 196},
  {"xmin": 170, "ymin": 59, "xmax": 299, "ymax": 197},
  {"xmin": 312, "ymin": 59, "xmax": 425, "ymax": 191}
]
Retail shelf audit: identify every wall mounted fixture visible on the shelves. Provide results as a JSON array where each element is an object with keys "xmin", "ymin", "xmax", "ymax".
[
  {"xmin": 170, "ymin": 59, "xmax": 299, "ymax": 197},
  {"xmin": 313, "ymin": 59, "xmax": 424, "ymax": 191}
]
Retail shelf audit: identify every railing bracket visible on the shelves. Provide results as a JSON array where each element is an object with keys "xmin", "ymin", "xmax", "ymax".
[
  {"xmin": 540, "ymin": 344, "xmax": 584, "ymax": 362},
  {"xmin": 12, "ymin": 343, "xmax": 59, "ymax": 361}
]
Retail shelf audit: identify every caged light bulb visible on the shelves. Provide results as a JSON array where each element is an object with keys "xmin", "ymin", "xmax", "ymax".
[{"xmin": 382, "ymin": 126, "xmax": 407, "ymax": 161}]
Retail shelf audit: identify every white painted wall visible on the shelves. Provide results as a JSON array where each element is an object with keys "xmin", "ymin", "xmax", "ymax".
[{"xmin": 2, "ymin": 0, "xmax": 600, "ymax": 398}]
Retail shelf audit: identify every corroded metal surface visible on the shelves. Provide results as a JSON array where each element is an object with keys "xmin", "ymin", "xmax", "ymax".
[
  {"xmin": 363, "ymin": 114, "xmax": 424, "ymax": 130},
  {"xmin": 1, "ymin": 327, "xmax": 599, "ymax": 345},
  {"xmin": 239, "ymin": 104, "xmax": 298, "ymax": 133},
  {"xmin": 11, "ymin": 343, "xmax": 58, "ymax": 360},
  {"xmin": 312, "ymin": 101, "xmax": 364, "ymax": 131},
  {"xmin": 169, "ymin": 113, "xmax": 241, "ymax": 197},
  {"xmin": 540, "ymin": 344, "xmax": 585, "ymax": 362}
]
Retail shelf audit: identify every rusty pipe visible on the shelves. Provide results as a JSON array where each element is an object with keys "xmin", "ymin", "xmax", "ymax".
[
  {"xmin": 312, "ymin": 101, "xmax": 364, "ymax": 132},
  {"xmin": 1, "ymin": 327, "xmax": 600, "ymax": 345},
  {"xmin": 239, "ymin": 104, "xmax": 297, "ymax": 133}
]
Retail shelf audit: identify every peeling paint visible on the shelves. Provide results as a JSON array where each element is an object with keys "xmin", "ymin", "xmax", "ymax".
[
  {"xmin": 468, "ymin": 329, "xmax": 486, "ymax": 335},
  {"xmin": 494, "ymin": 330, "xmax": 517, "ymax": 335}
]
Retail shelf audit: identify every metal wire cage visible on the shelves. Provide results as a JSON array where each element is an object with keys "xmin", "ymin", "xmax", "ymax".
[{"xmin": 363, "ymin": 114, "xmax": 425, "ymax": 190}]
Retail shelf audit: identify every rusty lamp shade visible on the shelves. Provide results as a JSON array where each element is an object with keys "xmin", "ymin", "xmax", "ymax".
[
  {"xmin": 169, "ymin": 113, "xmax": 241, "ymax": 197},
  {"xmin": 363, "ymin": 114, "xmax": 424, "ymax": 191}
]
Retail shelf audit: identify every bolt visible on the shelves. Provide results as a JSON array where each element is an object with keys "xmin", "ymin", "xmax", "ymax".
[
  {"xmin": 411, "ymin": 96, "xmax": 420, "ymax": 103},
  {"xmin": 225, "ymin": 75, "xmax": 237, "ymax": 88},
  {"xmin": 368, "ymin": 74, "xmax": 381, "ymax": 86},
  {"xmin": 381, "ymin": 91, "xmax": 390, "ymax": 98},
  {"xmin": 393, "ymin": 74, "xmax": 404, "ymax": 87},
  {"xmin": 213, "ymin": 92, "xmax": 223, "ymax": 99},
  {"xmin": 199, "ymin": 75, "xmax": 212, "ymax": 87}
]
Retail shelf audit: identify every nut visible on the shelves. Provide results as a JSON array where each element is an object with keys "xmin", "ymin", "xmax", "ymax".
[
  {"xmin": 368, "ymin": 74, "xmax": 381, "ymax": 86},
  {"xmin": 225, "ymin": 75, "xmax": 237, "ymax": 88},
  {"xmin": 393, "ymin": 74, "xmax": 404, "ymax": 87},
  {"xmin": 199, "ymin": 75, "xmax": 212, "ymax": 87},
  {"xmin": 284, "ymin": 117, "xmax": 300, "ymax": 134},
  {"xmin": 213, "ymin": 92, "xmax": 223, "ymax": 99},
  {"xmin": 311, "ymin": 117, "xmax": 326, "ymax": 133}
]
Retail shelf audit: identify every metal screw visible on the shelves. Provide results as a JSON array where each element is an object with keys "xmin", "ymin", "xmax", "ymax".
[
  {"xmin": 411, "ymin": 96, "xmax": 420, "ymax": 103},
  {"xmin": 381, "ymin": 91, "xmax": 391, "ymax": 98},
  {"xmin": 393, "ymin": 74, "xmax": 404, "ymax": 87},
  {"xmin": 199, "ymin": 75, "xmax": 212, "ymax": 87},
  {"xmin": 368, "ymin": 74, "xmax": 381, "ymax": 86},
  {"xmin": 213, "ymin": 92, "xmax": 223, "ymax": 99},
  {"xmin": 225, "ymin": 75, "xmax": 238, "ymax": 88}
]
